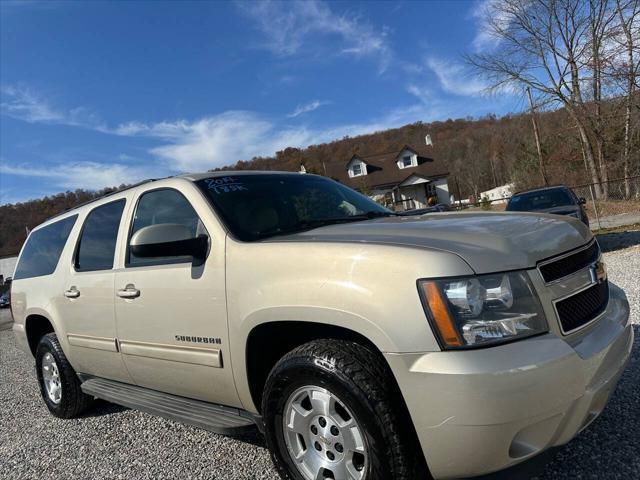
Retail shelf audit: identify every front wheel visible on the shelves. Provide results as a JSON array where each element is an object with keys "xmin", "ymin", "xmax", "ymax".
[{"xmin": 262, "ymin": 339, "xmax": 428, "ymax": 480}]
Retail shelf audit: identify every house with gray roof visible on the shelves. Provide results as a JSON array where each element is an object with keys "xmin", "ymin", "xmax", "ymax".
[{"xmin": 328, "ymin": 145, "xmax": 450, "ymax": 211}]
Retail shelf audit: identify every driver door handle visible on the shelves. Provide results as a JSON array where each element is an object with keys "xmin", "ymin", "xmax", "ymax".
[
  {"xmin": 117, "ymin": 284, "xmax": 140, "ymax": 299},
  {"xmin": 64, "ymin": 287, "xmax": 80, "ymax": 298}
]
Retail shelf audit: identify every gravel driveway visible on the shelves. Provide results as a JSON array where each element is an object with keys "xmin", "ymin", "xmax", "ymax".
[{"xmin": 1, "ymin": 246, "xmax": 638, "ymax": 480}]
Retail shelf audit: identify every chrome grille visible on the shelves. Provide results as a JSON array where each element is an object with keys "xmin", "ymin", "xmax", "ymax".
[{"xmin": 539, "ymin": 241, "xmax": 600, "ymax": 283}]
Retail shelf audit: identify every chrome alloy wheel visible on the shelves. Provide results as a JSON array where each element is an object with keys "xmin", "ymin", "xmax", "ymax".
[
  {"xmin": 42, "ymin": 352, "xmax": 62, "ymax": 404},
  {"xmin": 283, "ymin": 385, "xmax": 367, "ymax": 480}
]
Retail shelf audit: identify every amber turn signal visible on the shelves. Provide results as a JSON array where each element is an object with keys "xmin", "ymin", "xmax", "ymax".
[{"xmin": 420, "ymin": 281, "xmax": 462, "ymax": 347}]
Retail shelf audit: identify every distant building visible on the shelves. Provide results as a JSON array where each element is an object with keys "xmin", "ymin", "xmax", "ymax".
[
  {"xmin": 0, "ymin": 255, "xmax": 18, "ymax": 283},
  {"xmin": 480, "ymin": 183, "xmax": 514, "ymax": 204},
  {"xmin": 328, "ymin": 145, "xmax": 450, "ymax": 211}
]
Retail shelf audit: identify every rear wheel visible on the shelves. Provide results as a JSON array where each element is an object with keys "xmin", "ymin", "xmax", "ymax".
[
  {"xmin": 35, "ymin": 333, "xmax": 92, "ymax": 418},
  {"xmin": 262, "ymin": 339, "xmax": 429, "ymax": 480}
]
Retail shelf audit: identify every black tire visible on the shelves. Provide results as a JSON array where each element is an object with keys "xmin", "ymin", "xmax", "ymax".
[
  {"xmin": 35, "ymin": 332, "xmax": 93, "ymax": 418},
  {"xmin": 262, "ymin": 339, "xmax": 430, "ymax": 480}
]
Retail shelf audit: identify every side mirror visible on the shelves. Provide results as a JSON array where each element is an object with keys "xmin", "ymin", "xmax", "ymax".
[
  {"xmin": 130, "ymin": 224, "xmax": 208, "ymax": 264},
  {"xmin": 578, "ymin": 197, "xmax": 587, "ymax": 205}
]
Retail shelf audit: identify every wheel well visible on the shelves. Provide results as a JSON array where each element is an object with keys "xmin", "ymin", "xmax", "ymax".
[
  {"xmin": 25, "ymin": 315, "xmax": 54, "ymax": 356},
  {"xmin": 246, "ymin": 321, "xmax": 432, "ymax": 476},
  {"xmin": 246, "ymin": 321, "xmax": 381, "ymax": 413}
]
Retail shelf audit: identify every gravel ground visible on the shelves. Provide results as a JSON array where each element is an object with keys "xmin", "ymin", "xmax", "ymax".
[
  {"xmin": 0, "ymin": 246, "xmax": 638, "ymax": 480},
  {"xmin": 536, "ymin": 245, "xmax": 640, "ymax": 480},
  {"xmin": 0, "ymin": 312, "xmax": 276, "ymax": 480}
]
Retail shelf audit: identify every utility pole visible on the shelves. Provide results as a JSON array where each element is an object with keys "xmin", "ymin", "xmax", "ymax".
[
  {"xmin": 488, "ymin": 153, "xmax": 499, "ymax": 188},
  {"xmin": 526, "ymin": 87, "xmax": 548, "ymax": 186},
  {"xmin": 454, "ymin": 176, "xmax": 463, "ymax": 209}
]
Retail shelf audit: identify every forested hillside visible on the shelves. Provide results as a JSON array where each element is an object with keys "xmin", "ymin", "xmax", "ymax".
[
  {"xmin": 1, "ymin": 101, "xmax": 638, "ymax": 257},
  {"xmin": 0, "ymin": 187, "xmax": 118, "ymax": 257},
  {"xmin": 221, "ymin": 103, "xmax": 639, "ymax": 196}
]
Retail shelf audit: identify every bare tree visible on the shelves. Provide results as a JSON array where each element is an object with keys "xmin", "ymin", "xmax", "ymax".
[
  {"xmin": 526, "ymin": 86, "xmax": 549, "ymax": 185},
  {"xmin": 586, "ymin": 0, "xmax": 618, "ymax": 197},
  {"xmin": 613, "ymin": 0, "xmax": 640, "ymax": 197},
  {"xmin": 466, "ymin": 0, "xmax": 616, "ymax": 196}
]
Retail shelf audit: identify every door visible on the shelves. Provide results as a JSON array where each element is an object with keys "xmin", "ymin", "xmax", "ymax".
[
  {"xmin": 114, "ymin": 186, "xmax": 239, "ymax": 406},
  {"xmin": 62, "ymin": 198, "xmax": 132, "ymax": 382}
]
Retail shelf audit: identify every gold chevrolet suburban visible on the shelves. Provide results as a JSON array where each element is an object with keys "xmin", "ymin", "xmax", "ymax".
[{"xmin": 11, "ymin": 172, "xmax": 632, "ymax": 480}]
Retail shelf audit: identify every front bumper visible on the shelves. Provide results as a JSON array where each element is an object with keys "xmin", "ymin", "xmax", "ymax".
[{"xmin": 386, "ymin": 282, "xmax": 632, "ymax": 479}]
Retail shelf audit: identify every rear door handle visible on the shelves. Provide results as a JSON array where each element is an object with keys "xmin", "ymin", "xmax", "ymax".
[
  {"xmin": 117, "ymin": 284, "xmax": 140, "ymax": 299},
  {"xmin": 64, "ymin": 287, "xmax": 80, "ymax": 298}
]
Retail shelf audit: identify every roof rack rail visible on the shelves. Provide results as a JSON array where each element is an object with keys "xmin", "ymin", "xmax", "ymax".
[{"xmin": 45, "ymin": 178, "xmax": 157, "ymax": 223}]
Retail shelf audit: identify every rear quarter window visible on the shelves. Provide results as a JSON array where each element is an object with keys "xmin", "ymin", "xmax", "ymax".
[{"xmin": 13, "ymin": 215, "xmax": 78, "ymax": 280}]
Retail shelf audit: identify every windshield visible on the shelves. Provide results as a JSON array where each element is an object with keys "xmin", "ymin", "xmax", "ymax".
[
  {"xmin": 195, "ymin": 174, "xmax": 392, "ymax": 241},
  {"xmin": 506, "ymin": 188, "xmax": 574, "ymax": 212}
]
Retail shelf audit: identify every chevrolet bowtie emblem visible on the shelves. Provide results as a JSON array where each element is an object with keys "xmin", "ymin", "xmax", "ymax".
[{"xmin": 590, "ymin": 260, "xmax": 607, "ymax": 284}]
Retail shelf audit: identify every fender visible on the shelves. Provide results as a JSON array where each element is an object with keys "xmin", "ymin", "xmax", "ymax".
[
  {"xmin": 20, "ymin": 306, "xmax": 73, "ymax": 362},
  {"xmin": 231, "ymin": 306, "xmax": 396, "ymax": 412}
]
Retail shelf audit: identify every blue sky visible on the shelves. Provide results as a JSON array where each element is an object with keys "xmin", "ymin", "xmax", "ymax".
[{"xmin": 0, "ymin": 0, "xmax": 522, "ymax": 204}]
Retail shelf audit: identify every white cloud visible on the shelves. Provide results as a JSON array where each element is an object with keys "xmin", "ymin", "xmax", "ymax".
[
  {"xmin": 287, "ymin": 100, "xmax": 329, "ymax": 118},
  {"xmin": 236, "ymin": 0, "xmax": 393, "ymax": 72},
  {"xmin": 406, "ymin": 84, "xmax": 434, "ymax": 105},
  {"xmin": 0, "ymin": 101, "xmax": 442, "ymax": 198},
  {"xmin": 1, "ymin": 84, "xmax": 103, "ymax": 129},
  {"xmin": 470, "ymin": 0, "xmax": 512, "ymax": 52},
  {"xmin": 425, "ymin": 57, "xmax": 491, "ymax": 97},
  {"xmin": 1, "ymin": 84, "xmax": 447, "ymax": 177},
  {"xmin": 303, "ymin": 102, "xmax": 446, "ymax": 141},
  {"xmin": 1, "ymin": 85, "xmax": 64, "ymax": 123},
  {"xmin": 0, "ymin": 161, "xmax": 156, "ymax": 191},
  {"xmin": 105, "ymin": 111, "xmax": 314, "ymax": 172},
  {"xmin": 106, "ymin": 104, "xmax": 447, "ymax": 172}
]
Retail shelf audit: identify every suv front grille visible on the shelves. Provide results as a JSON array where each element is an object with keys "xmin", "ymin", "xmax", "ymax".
[
  {"xmin": 539, "ymin": 241, "xmax": 600, "ymax": 283},
  {"xmin": 555, "ymin": 281, "xmax": 609, "ymax": 333}
]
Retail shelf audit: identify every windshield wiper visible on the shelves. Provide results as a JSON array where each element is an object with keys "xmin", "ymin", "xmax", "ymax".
[
  {"xmin": 257, "ymin": 211, "xmax": 396, "ymax": 239},
  {"xmin": 361, "ymin": 210, "xmax": 398, "ymax": 218}
]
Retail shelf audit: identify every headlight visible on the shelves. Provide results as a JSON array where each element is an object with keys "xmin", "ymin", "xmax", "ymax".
[{"xmin": 418, "ymin": 271, "xmax": 547, "ymax": 349}]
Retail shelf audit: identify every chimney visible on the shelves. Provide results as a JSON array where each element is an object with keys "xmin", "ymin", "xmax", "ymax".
[{"xmin": 425, "ymin": 134, "xmax": 433, "ymax": 146}]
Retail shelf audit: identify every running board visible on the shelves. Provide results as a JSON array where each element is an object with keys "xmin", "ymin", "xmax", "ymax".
[{"xmin": 81, "ymin": 378, "xmax": 256, "ymax": 435}]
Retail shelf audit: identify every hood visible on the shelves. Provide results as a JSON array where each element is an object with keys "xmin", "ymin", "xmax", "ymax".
[
  {"xmin": 530, "ymin": 205, "xmax": 581, "ymax": 217},
  {"xmin": 271, "ymin": 212, "xmax": 592, "ymax": 274}
]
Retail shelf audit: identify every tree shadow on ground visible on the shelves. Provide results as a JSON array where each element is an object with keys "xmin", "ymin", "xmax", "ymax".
[{"xmin": 596, "ymin": 230, "xmax": 640, "ymax": 252}]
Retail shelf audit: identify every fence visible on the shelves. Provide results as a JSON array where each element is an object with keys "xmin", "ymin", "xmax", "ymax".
[
  {"xmin": 571, "ymin": 175, "xmax": 640, "ymax": 230},
  {"xmin": 454, "ymin": 175, "xmax": 640, "ymax": 231}
]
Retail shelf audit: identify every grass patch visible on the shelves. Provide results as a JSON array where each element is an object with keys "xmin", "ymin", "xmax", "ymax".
[{"xmin": 593, "ymin": 223, "xmax": 640, "ymax": 236}]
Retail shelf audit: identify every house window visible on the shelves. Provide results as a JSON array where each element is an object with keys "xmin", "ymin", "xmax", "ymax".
[
  {"xmin": 352, "ymin": 163, "xmax": 363, "ymax": 176},
  {"xmin": 402, "ymin": 156, "xmax": 412, "ymax": 168},
  {"xmin": 384, "ymin": 191, "xmax": 394, "ymax": 208}
]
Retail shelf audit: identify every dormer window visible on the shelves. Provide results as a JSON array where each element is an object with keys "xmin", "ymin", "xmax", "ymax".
[
  {"xmin": 348, "ymin": 158, "xmax": 367, "ymax": 177},
  {"xmin": 397, "ymin": 150, "xmax": 417, "ymax": 169}
]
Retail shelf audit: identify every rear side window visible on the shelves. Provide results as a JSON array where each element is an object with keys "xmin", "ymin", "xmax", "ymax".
[
  {"xmin": 75, "ymin": 200, "xmax": 126, "ymax": 272},
  {"xmin": 14, "ymin": 215, "xmax": 78, "ymax": 280}
]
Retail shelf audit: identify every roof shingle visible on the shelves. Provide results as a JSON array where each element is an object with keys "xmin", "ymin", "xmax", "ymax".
[{"xmin": 326, "ymin": 145, "xmax": 448, "ymax": 190}]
